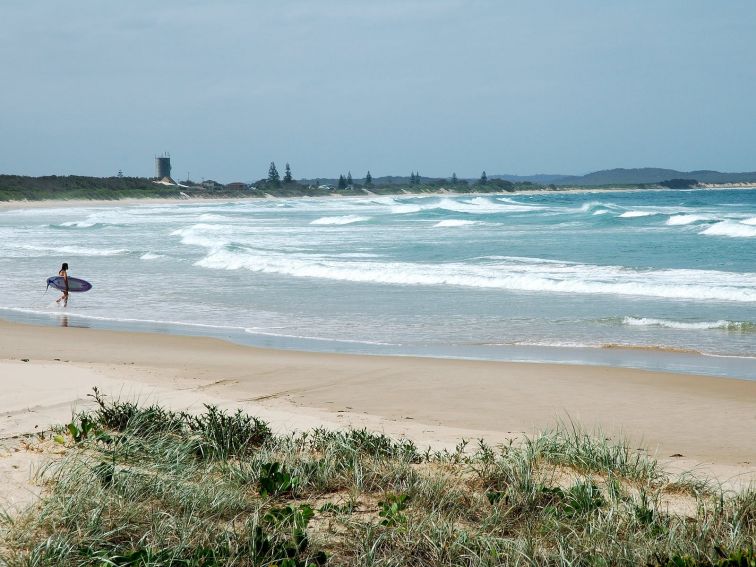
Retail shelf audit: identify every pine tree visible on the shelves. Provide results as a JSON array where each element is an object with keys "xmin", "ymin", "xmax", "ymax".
[
  {"xmin": 338, "ymin": 174, "xmax": 347, "ymax": 190},
  {"xmin": 283, "ymin": 163, "xmax": 293, "ymax": 184},
  {"xmin": 268, "ymin": 162, "xmax": 280, "ymax": 186},
  {"xmin": 410, "ymin": 172, "xmax": 416, "ymax": 186},
  {"xmin": 365, "ymin": 171, "xmax": 373, "ymax": 186},
  {"xmin": 480, "ymin": 171, "xmax": 488, "ymax": 185},
  {"xmin": 451, "ymin": 172, "xmax": 458, "ymax": 185},
  {"xmin": 347, "ymin": 171, "xmax": 353, "ymax": 187},
  {"xmin": 415, "ymin": 172, "xmax": 421, "ymax": 185}
]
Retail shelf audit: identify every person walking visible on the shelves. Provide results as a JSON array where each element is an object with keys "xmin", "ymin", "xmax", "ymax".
[{"xmin": 55, "ymin": 262, "xmax": 69, "ymax": 307}]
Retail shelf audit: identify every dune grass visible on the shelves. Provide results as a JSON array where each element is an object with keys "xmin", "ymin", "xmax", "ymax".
[{"xmin": 1, "ymin": 391, "xmax": 753, "ymax": 566}]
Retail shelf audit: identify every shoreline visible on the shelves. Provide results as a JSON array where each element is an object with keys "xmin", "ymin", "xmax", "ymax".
[
  {"xmin": 1, "ymin": 318, "xmax": 754, "ymax": 486},
  {"xmin": 1, "ymin": 184, "xmax": 754, "ymax": 210},
  {"xmin": 3, "ymin": 308, "xmax": 755, "ymax": 380}
]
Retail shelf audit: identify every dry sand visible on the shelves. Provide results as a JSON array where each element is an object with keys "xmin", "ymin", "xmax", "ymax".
[{"xmin": 1, "ymin": 319, "xmax": 755, "ymax": 511}]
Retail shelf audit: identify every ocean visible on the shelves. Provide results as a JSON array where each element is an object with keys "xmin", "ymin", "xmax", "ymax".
[{"xmin": 1, "ymin": 188, "xmax": 755, "ymax": 379}]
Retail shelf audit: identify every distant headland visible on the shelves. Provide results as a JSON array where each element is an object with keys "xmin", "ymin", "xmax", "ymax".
[{"xmin": 1, "ymin": 164, "xmax": 755, "ymax": 202}]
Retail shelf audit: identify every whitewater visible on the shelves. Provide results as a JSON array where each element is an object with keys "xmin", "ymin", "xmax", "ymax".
[{"xmin": 1, "ymin": 188, "xmax": 755, "ymax": 378}]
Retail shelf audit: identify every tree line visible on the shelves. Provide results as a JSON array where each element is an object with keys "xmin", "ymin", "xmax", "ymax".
[
  {"xmin": 261, "ymin": 162, "xmax": 506, "ymax": 190},
  {"xmin": 0, "ymin": 165, "xmax": 561, "ymax": 202}
]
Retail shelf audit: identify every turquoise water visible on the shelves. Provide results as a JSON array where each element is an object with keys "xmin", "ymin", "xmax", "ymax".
[{"xmin": 1, "ymin": 188, "xmax": 755, "ymax": 377}]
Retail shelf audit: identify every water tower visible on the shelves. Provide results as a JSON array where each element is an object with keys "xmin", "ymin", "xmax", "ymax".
[{"xmin": 155, "ymin": 153, "xmax": 172, "ymax": 179}]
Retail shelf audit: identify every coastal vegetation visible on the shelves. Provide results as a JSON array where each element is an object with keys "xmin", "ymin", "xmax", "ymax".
[
  {"xmin": 3, "ymin": 165, "xmax": 753, "ymax": 202},
  {"xmin": 0, "ymin": 175, "xmax": 191, "ymax": 202},
  {"xmin": 0, "ymin": 171, "xmax": 537, "ymax": 202},
  {"xmin": 1, "ymin": 392, "xmax": 753, "ymax": 566}
]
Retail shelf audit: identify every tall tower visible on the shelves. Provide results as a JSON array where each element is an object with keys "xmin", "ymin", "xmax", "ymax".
[{"xmin": 155, "ymin": 153, "xmax": 172, "ymax": 179}]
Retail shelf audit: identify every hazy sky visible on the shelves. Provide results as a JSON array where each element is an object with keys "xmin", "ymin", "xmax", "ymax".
[{"xmin": 2, "ymin": 1, "xmax": 755, "ymax": 181}]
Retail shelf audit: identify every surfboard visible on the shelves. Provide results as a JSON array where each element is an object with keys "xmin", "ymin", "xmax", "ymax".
[{"xmin": 46, "ymin": 276, "xmax": 93, "ymax": 293}]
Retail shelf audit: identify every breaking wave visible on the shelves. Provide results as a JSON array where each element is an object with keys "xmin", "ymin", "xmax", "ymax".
[
  {"xmin": 440, "ymin": 197, "xmax": 542, "ymax": 213},
  {"xmin": 619, "ymin": 211, "xmax": 656, "ymax": 218},
  {"xmin": 622, "ymin": 317, "xmax": 755, "ymax": 331},
  {"xmin": 194, "ymin": 248, "xmax": 756, "ymax": 302},
  {"xmin": 310, "ymin": 215, "xmax": 370, "ymax": 225},
  {"xmin": 666, "ymin": 214, "xmax": 712, "ymax": 226},
  {"xmin": 171, "ymin": 224, "xmax": 232, "ymax": 249},
  {"xmin": 386, "ymin": 197, "xmax": 544, "ymax": 215},
  {"xmin": 58, "ymin": 245, "xmax": 129, "ymax": 256},
  {"xmin": 391, "ymin": 204, "xmax": 423, "ymax": 214},
  {"xmin": 15, "ymin": 244, "xmax": 129, "ymax": 257},
  {"xmin": 59, "ymin": 220, "xmax": 100, "ymax": 228},
  {"xmin": 700, "ymin": 221, "xmax": 756, "ymax": 238},
  {"xmin": 433, "ymin": 220, "xmax": 479, "ymax": 227},
  {"xmin": 198, "ymin": 213, "xmax": 234, "ymax": 222}
]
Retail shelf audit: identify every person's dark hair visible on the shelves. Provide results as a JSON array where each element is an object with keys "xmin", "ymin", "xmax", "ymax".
[{"xmin": 61, "ymin": 263, "xmax": 68, "ymax": 271}]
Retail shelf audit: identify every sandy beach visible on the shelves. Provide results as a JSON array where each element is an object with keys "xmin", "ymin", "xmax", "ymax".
[{"xmin": 1, "ymin": 319, "xmax": 754, "ymax": 494}]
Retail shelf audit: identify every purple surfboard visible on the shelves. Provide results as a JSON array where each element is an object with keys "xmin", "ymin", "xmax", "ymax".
[{"xmin": 46, "ymin": 276, "xmax": 92, "ymax": 293}]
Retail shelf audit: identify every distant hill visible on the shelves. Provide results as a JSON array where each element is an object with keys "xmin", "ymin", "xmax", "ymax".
[{"xmin": 494, "ymin": 168, "xmax": 756, "ymax": 186}]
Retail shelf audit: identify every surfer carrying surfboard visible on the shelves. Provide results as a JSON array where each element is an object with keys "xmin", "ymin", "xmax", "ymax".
[
  {"xmin": 46, "ymin": 268, "xmax": 91, "ymax": 298},
  {"xmin": 55, "ymin": 263, "xmax": 69, "ymax": 307}
]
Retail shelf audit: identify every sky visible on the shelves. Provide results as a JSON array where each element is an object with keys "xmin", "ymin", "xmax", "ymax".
[{"xmin": 1, "ymin": 1, "xmax": 755, "ymax": 182}]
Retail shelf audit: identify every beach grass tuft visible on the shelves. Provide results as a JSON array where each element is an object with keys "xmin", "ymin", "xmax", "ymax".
[{"xmin": 1, "ymin": 393, "xmax": 753, "ymax": 566}]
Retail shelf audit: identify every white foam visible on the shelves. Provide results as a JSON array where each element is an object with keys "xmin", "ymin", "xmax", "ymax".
[
  {"xmin": 578, "ymin": 201, "xmax": 608, "ymax": 213},
  {"xmin": 481, "ymin": 255, "xmax": 575, "ymax": 265},
  {"xmin": 60, "ymin": 220, "xmax": 98, "ymax": 228},
  {"xmin": 18, "ymin": 244, "xmax": 129, "ymax": 257},
  {"xmin": 619, "ymin": 211, "xmax": 655, "ymax": 218},
  {"xmin": 1, "ymin": 206, "xmax": 99, "ymax": 216},
  {"xmin": 198, "ymin": 213, "xmax": 232, "ymax": 221},
  {"xmin": 243, "ymin": 328, "xmax": 395, "ymax": 346},
  {"xmin": 622, "ymin": 317, "xmax": 753, "ymax": 331},
  {"xmin": 506, "ymin": 340, "xmax": 598, "ymax": 349},
  {"xmin": 171, "ymin": 222, "xmax": 337, "ymax": 253},
  {"xmin": 53, "ymin": 209, "xmax": 162, "ymax": 228},
  {"xmin": 364, "ymin": 196, "xmax": 399, "ymax": 206},
  {"xmin": 666, "ymin": 214, "xmax": 711, "ymax": 226},
  {"xmin": 433, "ymin": 220, "xmax": 479, "ymax": 227},
  {"xmin": 390, "ymin": 204, "xmax": 423, "ymax": 214},
  {"xmin": 0, "ymin": 307, "xmax": 246, "ymax": 332},
  {"xmin": 740, "ymin": 216, "xmax": 756, "ymax": 226},
  {"xmin": 140, "ymin": 252, "xmax": 164, "ymax": 260},
  {"xmin": 60, "ymin": 245, "xmax": 129, "ymax": 256},
  {"xmin": 700, "ymin": 221, "xmax": 756, "ymax": 238},
  {"xmin": 592, "ymin": 209, "xmax": 610, "ymax": 215},
  {"xmin": 195, "ymin": 249, "xmax": 756, "ymax": 302},
  {"xmin": 438, "ymin": 197, "xmax": 541, "ymax": 214},
  {"xmin": 171, "ymin": 224, "xmax": 232, "ymax": 250},
  {"xmin": 310, "ymin": 215, "xmax": 370, "ymax": 225},
  {"xmin": 492, "ymin": 197, "xmax": 547, "ymax": 211}
]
